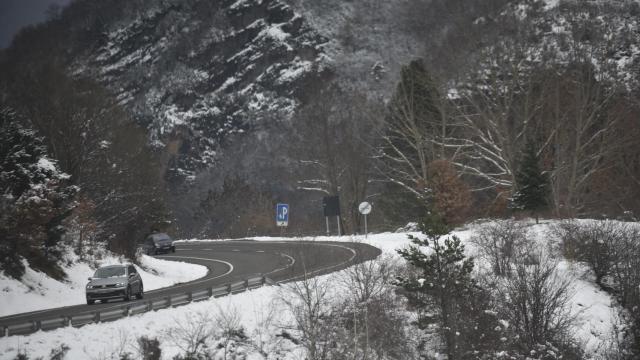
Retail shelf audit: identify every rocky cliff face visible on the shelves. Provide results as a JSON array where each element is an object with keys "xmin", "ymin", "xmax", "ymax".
[{"xmin": 74, "ymin": 0, "xmax": 331, "ymax": 182}]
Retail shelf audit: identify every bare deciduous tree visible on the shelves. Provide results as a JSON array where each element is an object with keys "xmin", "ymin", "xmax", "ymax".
[
  {"xmin": 378, "ymin": 59, "xmax": 449, "ymax": 200},
  {"xmin": 449, "ymin": 42, "xmax": 545, "ymax": 194},
  {"xmin": 337, "ymin": 255, "xmax": 418, "ymax": 359},
  {"xmin": 338, "ymin": 254, "xmax": 398, "ymax": 304},
  {"xmin": 291, "ymin": 86, "xmax": 381, "ymax": 234},
  {"xmin": 542, "ymin": 61, "xmax": 627, "ymax": 217},
  {"xmin": 279, "ymin": 273, "xmax": 337, "ymax": 360}
]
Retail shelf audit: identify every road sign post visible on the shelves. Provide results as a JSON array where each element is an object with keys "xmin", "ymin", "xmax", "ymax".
[
  {"xmin": 358, "ymin": 201, "xmax": 372, "ymax": 238},
  {"xmin": 276, "ymin": 203, "xmax": 289, "ymax": 227},
  {"xmin": 322, "ymin": 196, "xmax": 341, "ymax": 236}
]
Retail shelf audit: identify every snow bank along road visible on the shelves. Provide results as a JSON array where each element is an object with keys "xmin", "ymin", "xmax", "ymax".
[{"xmin": 0, "ymin": 240, "xmax": 381, "ymax": 331}]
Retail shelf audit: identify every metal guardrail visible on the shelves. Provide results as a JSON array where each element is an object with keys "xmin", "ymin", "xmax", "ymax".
[{"xmin": 1, "ymin": 276, "xmax": 275, "ymax": 338}]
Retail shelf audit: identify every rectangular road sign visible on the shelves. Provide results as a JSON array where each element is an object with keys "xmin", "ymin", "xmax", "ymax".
[
  {"xmin": 276, "ymin": 203, "xmax": 289, "ymax": 227},
  {"xmin": 322, "ymin": 196, "xmax": 340, "ymax": 216}
]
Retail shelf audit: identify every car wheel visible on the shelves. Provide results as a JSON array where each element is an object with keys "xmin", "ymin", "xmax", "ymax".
[
  {"xmin": 87, "ymin": 299, "xmax": 94, "ymax": 305},
  {"xmin": 171, "ymin": 246, "xmax": 176, "ymax": 253},
  {"xmin": 136, "ymin": 283, "xmax": 144, "ymax": 299}
]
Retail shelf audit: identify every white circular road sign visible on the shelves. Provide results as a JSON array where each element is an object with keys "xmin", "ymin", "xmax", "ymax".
[{"xmin": 358, "ymin": 201, "xmax": 372, "ymax": 215}]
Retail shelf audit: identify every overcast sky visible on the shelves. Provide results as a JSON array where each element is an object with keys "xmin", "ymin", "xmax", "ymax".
[{"xmin": 0, "ymin": 0, "xmax": 72, "ymax": 48}]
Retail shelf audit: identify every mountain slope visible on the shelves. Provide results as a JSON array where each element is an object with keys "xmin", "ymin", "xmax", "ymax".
[{"xmin": 72, "ymin": 0, "xmax": 331, "ymax": 181}]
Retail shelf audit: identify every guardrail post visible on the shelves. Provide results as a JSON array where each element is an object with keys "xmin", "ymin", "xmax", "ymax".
[
  {"xmin": 187, "ymin": 292, "xmax": 192, "ymax": 303},
  {"xmin": 147, "ymin": 300, "xmax": 152, "ymax": 312},
  {"xmin": 166, "ymin": 296, "xmax": 171, "ymax": 307},
  {"xmin": 94, "ymin": 312, "xmax": 100, "ymax": 323},
  {"xmin": 208, "ymin": 286, "xmax": 213, "ymax": 298},
  {"xmin": 226, "ymin": 283, "xmax": 232, "ymax": 294},
  {"xmin": 3, "ymin": 326, "xmax": 7, "ymax": 337},
  {"xmin": 124, "ymin": 305, "xmax": 130, "ymax": 317},
  {"xmin": 244, "ymin": 279, "xmax": 249, "ymax": 289},
  {"xmin": 34, "ymin": 320, "xmax": 41, "ymax": 331},
  {"xmin": 64, "ymin": 316, "xmax": 70, "ymax": 327},
  {"xmin": 262, "ymin": 276, "xmax": 266, "ymax": 285}
]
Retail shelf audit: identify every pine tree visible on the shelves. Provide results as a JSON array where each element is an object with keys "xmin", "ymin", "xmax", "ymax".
[
  {"xmin": 0, "ymin": 107, "xmax": 76, "ymax": 278},
  {"xmin": 396, "ymin": 215, "xmax": 462, "ymax": 357},
  {"xmin": 511, "ymin": 141, "xmax": 550, "ymax": 224},
  {"xmin": 396, "ymin": 212, "xmax": 505, "ymax": 358}
]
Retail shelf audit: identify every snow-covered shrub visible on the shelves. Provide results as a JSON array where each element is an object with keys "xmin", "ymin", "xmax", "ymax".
[
  {"xmin": 554, "ymin": 220, "xmax": 619, "ymax": 283},
  {"xmin": 335, "ymin": 255, "xmax": 418, "ymax": 359},
  {"xmin": 212, "ymin": 304, "xmax": 248, "ymax": 360},
  {"xmin": 551, "ymin": 220, "xmax": 638, "ymax": 287},
  {"xmin": 135, "ymin": 336, "xmax": 161, "ymax": 360},
  {"xmin": 497, "ymin": 256, "xmax": 582, "ymax": 358},
  {"xmin": 278, "ymin": 274, "xmax": 340, "ymax": 360},
  {"xmin": 471, "ymin": 219, "xmax": 534, "ymax": 276},
  {"xmin": 163, "ymin": 311, "xmax": 216, "ymax": 359},
  {"xmin": 164, "ymin": 307, "xmax": 251, "ymax": 360},
  {"xmin": 47, "ymin": 344, "xmax": 70, "ymax": 360},
  {"xmin": 555, "ymin": 220, "xmax": 640, "ymax": 358}
]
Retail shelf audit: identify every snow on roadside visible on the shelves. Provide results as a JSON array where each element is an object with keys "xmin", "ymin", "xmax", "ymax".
[
  {"xmin": 135, "ymin": 255, "xmax": 208, "ymax": 291},
  {"xmin": 0, "ymin": 254, "xmax": 207, "ymax": 318},
  {"xmin": 0, "ymin": 220, "xmax": 624, "ymax": 359},
  {"xmin": 0, "ymin": 286, "xmax": 295, "ymax": 360},
  {"xmin": 179, "ymin": 220, "xmax": 621, "ymax": 359}
]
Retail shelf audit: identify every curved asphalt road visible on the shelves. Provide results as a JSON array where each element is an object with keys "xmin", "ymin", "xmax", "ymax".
[{"xmin": 0, "ymin": 240, "xmax": 381, "ymax": 329}]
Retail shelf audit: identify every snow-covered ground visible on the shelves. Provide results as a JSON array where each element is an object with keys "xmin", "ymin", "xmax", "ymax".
[
  {"xmin": 0, "ymin": 220, "xmax": 622, "ymax": 359},
  {"xmin": 0, "ymin": 252, "xmax": 208, "ymax": 318}
]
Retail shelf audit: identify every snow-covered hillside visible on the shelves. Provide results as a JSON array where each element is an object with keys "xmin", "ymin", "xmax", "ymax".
[
  {"xmin": 0, "ymin": 251, "xmax": 207, "ymax": 317},
  {"xmin": 74, "ymin": 0, "xmax": 330, "ymax": 180},
  {"xmin": 0, "ymin": 220, "xmax": 622, "ymax": 359}
]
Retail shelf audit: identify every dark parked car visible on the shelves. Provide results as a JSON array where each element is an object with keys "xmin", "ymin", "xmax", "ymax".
[
  {"xmin": 86, "ymin": 264, "xmax": 143, "ymax": 305},
  {"xmin": 142, "ymin": 233, "xmax": 176, "ymax": 255}
]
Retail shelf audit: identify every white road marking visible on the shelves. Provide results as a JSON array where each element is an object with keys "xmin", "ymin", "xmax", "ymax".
[
  {"xmin": 266, "ymin": 253, "xmax": 296, "ymax": 275},
  {"xmin": 278, "ymin": 243, "xmax": 358, "ymax": 283}
]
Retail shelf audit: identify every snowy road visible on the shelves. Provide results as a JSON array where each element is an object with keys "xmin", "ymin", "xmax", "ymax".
[{"xmin": 0, "ymin": 240, "xmax": 381, "ymax": 330}]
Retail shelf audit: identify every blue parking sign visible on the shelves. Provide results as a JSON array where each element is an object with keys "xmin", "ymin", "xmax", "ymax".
[{"xmin": 276, "ymin": 203, "xmax": 289, "ymax": 227}]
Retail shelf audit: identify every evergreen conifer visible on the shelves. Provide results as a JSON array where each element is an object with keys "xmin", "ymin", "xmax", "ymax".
[
  {"xmin": 511, "ymin": 141, "xmax": 550, "ymax": 224},
  {"xmin": 396, "ymin": 212, "xmax": 505, "ymax": 358}
]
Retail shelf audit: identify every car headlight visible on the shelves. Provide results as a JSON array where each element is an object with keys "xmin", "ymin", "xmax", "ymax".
[
  {"xmin": 86, "ymin": 285, "xmax": 94, "ymax": 289},
  {"xmin": 115, "ymin": 282, "xmax": 125, "ymax": 287}
]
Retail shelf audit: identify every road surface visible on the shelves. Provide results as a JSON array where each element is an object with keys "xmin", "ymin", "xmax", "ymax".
[{"xmin": 0, "ymin": 240, "xmax": 381, "ymax": 330}]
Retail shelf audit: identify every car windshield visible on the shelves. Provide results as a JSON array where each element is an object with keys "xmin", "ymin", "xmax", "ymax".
[
  {"xmin": 149, "ymin": 233, "xmax": 171, "ymax": 243},
  {"xmin": 93, "ymin": 267, "xmax": 126, "ymax": 278}
]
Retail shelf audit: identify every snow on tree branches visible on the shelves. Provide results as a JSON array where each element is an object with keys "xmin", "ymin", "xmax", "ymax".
[{"xmin": 0, "ymin": 107, "xmax": 77, "ymax": 279}]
